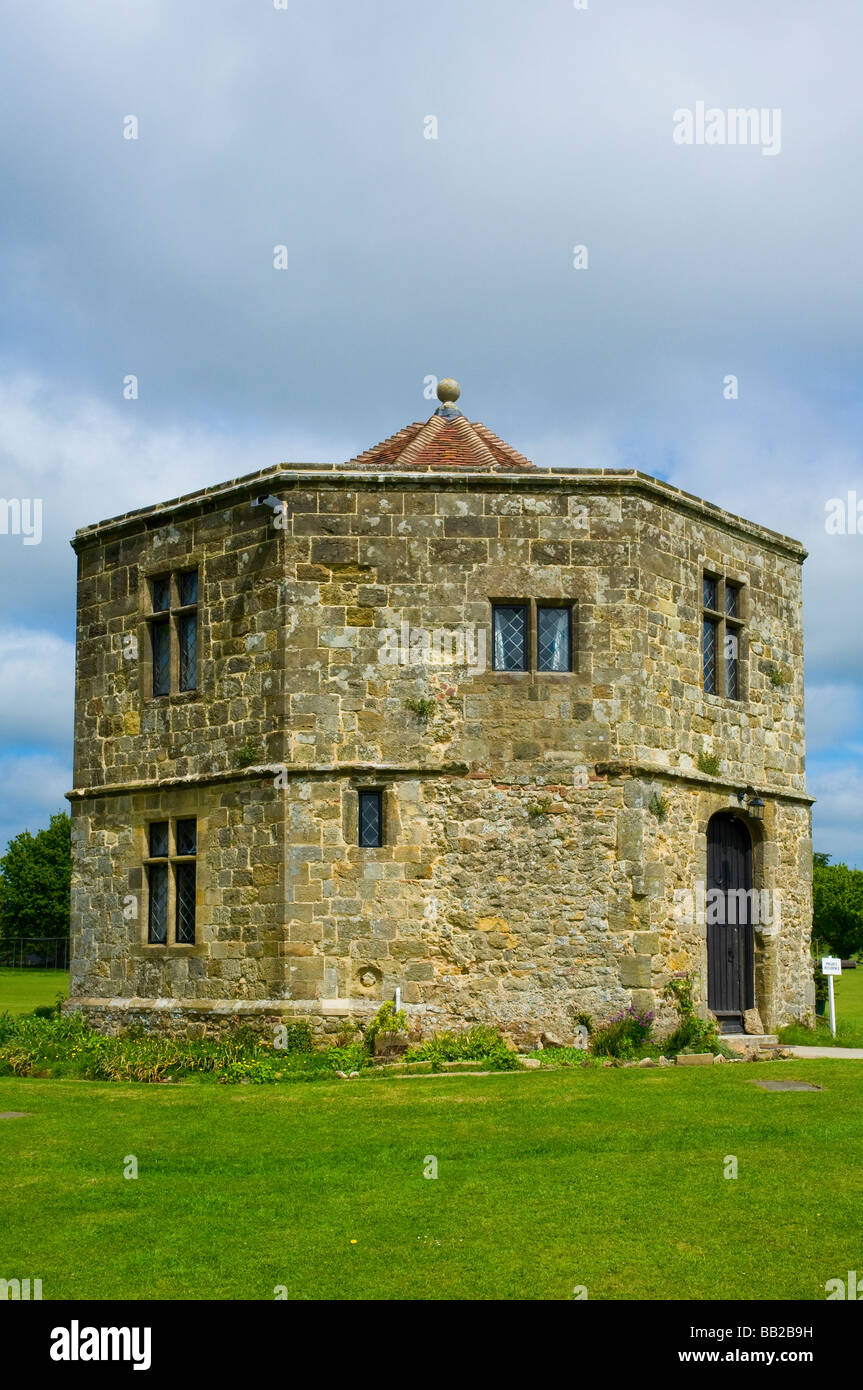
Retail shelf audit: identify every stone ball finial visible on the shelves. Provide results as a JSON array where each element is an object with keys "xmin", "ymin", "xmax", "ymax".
[{"xmin": 436, "ymin": 378, "xmax": 461, "ymax": 405}]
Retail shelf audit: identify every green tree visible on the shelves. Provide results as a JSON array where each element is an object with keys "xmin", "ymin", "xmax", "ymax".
[
  {"xmin": 812, "ymin": 852, "xmax": 863, "ymax": 959},
  {"xmin": 0, "ymin": 812, "xmax": 71, "ymax": 943}
]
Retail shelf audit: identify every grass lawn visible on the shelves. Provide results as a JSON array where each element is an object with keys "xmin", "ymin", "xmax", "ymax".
[
  {"xmin": 1, "ymin": 1061, "xmax": 861, "ymax": 1300},
  {"xmin": 0, "ymin": 969, "xmax": 68, "ymax": 1016},
  {"xmin": 779, "ymin": 962, "xmax": 863, "ymax": 1048},
  {"xmin": 834, "ymin": 964, "xmax": 863, "ymax": 1028}
]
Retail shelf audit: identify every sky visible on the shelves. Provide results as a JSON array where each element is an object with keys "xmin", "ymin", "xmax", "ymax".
[{"xmin": 0, "ymin": 0, "xmax": 861, "ymax": 862}]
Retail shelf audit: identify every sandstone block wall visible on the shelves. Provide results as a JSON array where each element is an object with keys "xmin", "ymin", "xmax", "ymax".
[{"xmin": 68, "ymin": 467, "xmax": 812, "ymax": 1040}]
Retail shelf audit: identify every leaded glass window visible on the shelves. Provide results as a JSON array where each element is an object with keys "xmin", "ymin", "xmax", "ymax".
[
  {"xmin": 702, "ymin": 572, "xmax": 745, "ymax": 700},
  {"xmin": 489, "ymin": 601, "xmax": 576, "ymax": 672},
  {"xmin": 725, "ymin": 629, "xmax": 739, "ymax": 701},
  {"xmin": 537, "ymin": 607, "xmax": 571, "ymax": 672},
  {"xmin": 358, "ymin": 790, "xmax": 383, "ymax": 848},
  {"xmin": 149, "ymin": 821, "xmax": 169, "ymax": 858},
  {"xmin": 703, "ymin": 617, "xmax": 718, "ymax": 695},
  {"xmin": 152, "ymin": 620, "xmax": 170, "ymax": 697},
  {"xmin": 147, "ymin": 566, "xmax": 199, "ymax": 696},
  {"xmin": 176, "ymin": 819, "xmax": 197, "ymax": 856},
  {"xmin": 179, "ymin": 613, "xmax": 197, "ymax": 691},
  {"xmin": 175, "ymin": 862, "xmax": 196, "ymax": 945},
  {"xmin": 151, "ymin": 575, "xmax": 171, "ymax": 612},
  {"xmin": 145, "ymin": 818, "xmax": 198, "ymax": 947},
  {"xmin": 492, "ymin": 605, "xmax": 527, "ymax": 671},
  {"xmin": 179, "ymin": 570, "xmax": 198, "ymax": 606},
  {"xmin": 147, "ymin": 863, "xmax": 168, "ymax": 944}
]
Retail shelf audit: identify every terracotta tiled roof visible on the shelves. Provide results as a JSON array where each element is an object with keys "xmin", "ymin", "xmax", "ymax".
[{"xmin": 345, "ymin": 410, "xmax": 536, "ymax": 473}]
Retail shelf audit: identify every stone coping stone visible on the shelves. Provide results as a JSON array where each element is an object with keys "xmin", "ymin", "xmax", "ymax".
[
  {"xmin": 0, "ymin": 1112, "xmax": 31, "ymax": 1120},
  {"xmin": 675, "ymin": 1053, "xmax": 716, "ymax": 1066}
]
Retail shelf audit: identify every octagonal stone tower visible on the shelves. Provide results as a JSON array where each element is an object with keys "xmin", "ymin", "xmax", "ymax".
[{"xmin": 67, "ymin": 383, "xmax": 813, "ymax": 1042}]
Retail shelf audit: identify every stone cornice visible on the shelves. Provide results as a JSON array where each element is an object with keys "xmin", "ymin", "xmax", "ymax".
[
  {"xmin": 594, "ymin": 760, "xmax": 814, "ymax": 805},
  {"xmin": 66, "ymin": 758, "xmax": 812, "ymax": 805},
  {"xmin": 65, "ymin": 761, "xmax": 471, "ymax": 800},
  {"xmin": 71, "ymin": 466, "xmax": 807, "ymax": 562}
]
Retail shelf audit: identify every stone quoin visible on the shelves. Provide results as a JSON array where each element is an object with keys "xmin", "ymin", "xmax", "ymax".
[{"xmin": 66, "ymin": 381, "xmax": 813, "ymax": 1044}]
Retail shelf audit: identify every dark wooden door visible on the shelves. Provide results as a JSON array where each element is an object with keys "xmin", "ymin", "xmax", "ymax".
[{"xmin": 706, "ymin": 813, "xmax": 754, "ymax": 1026}]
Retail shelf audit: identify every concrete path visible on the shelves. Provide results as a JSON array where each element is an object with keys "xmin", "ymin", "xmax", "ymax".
[{"xmin": 784, "ymin": 1045, "xmax": 863, "ymax": 1060}]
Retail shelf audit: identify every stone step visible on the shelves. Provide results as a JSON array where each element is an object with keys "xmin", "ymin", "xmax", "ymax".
[{"xmin": 723, "ymin": 1033, "xmax": 779, "ymax": 1052}]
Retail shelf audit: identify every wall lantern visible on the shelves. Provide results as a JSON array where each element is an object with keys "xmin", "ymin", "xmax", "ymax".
[{"xmin": 736, "ymin": 787, "xmax": 765, "ymax": 820}]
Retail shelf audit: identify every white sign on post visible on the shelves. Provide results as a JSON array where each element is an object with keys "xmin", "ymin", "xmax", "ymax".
[{"xmin": 821, "ymin": 957, "xmax": 842, "ymax": 1037}]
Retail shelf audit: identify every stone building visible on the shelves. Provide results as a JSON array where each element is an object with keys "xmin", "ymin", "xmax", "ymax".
[{"xmin": 67, "ymin": 381, "xmax": 814, "ymax": 1043}]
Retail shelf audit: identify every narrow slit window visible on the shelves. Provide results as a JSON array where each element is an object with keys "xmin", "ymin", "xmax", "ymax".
[{"xmin": 358, "ymin": 790, "xmax": 383, "ymax": 848}]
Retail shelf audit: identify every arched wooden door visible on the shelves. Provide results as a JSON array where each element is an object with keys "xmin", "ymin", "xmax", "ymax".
[{"xmin": 706, "ymin": 812, "xmax": 755, "ymax": 1031}]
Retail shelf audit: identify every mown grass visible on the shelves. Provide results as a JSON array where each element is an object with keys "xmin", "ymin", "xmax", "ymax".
[
  {"xmin": 834, "ymin": 964, "xmax": 863, "ymax": 1026},
  {"xmin": 0, "ymin": 969, "xmax": 68, "ymax": 1016},
  {"xmin": 1, "ymin": 1061, "xmax": 861, "ymax": 1301}
]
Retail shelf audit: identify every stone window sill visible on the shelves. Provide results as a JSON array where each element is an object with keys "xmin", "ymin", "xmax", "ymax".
[
  {"xmin": 146, "ymin": 690, "xmax": 201, "ymax": 706},
  {"xmin": 702, "ymin": 691, "xmax": 746, "ymax": 710},
  {"xmin": 490, "ymin": 670, "xmax": 576, "ymax": 681},
  {"xmin": 139, "ymin": 944, "xmax": 203, "ymax": 954}
]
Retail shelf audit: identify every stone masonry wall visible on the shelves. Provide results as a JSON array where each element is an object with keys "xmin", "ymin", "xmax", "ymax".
[
  {"xmin": 69, "ymin": 469, "xmax": 812, "ymax": 1039},
  {"xmin": 70, "ymin": 768, "xmax": 811, "ymax": 1042}
]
